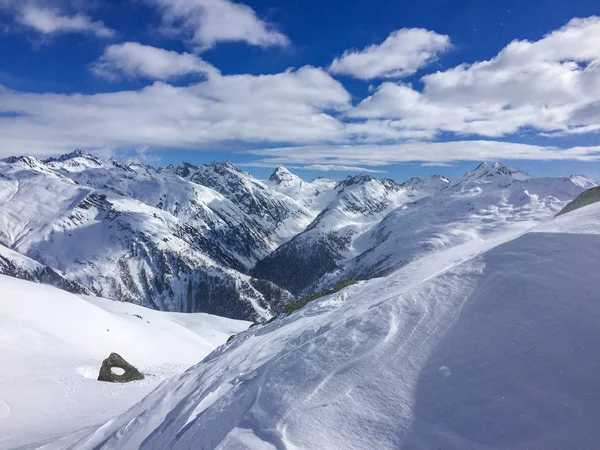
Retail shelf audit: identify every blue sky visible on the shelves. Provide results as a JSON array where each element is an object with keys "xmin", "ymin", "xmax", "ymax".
[{"xmin": 2, "ymin": 0, "xmax": 600, "ymax": 182}]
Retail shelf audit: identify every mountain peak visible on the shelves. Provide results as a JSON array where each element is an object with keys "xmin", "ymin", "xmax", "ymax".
[
  {"xmin": 473, "ymin": 161, "xmax": 517, "ymax": 176},
  {"xmin": 2, "ymin": 155, "xmax": 46, "ymax": 169},
  {"xmin": 173, "ymin": 161, "xmax": 199, "ymax": 178},
  {"xmin": 449, "ymin": 161, "xmax": 531, "ymax": 188},
  {"xmin": 569, "ymin": 174, "xmax": 597, "ymax": 189},
  {"xmin": 43, "ymin": 149, "xmax": 97, "ymax": 164},
  {"xmin": 336, "ymin": 174, "xmax": 376, "ymax": 189},
  {"xmin": 208, "ymin": 161, "xmax": 242, "ymax": 172},
  {"xmin": 269, "ymin": 166, "xmax": 302, "ymax": 186},
  {"xmin": 402, "ymin": 174, "xmax": 449, "ymax": 191}
]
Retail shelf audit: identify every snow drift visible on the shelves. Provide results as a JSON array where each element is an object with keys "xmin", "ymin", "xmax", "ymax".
[
  {"xmin": 71, "ymin": 199, "xmax": 600, "ymax": 449},
  {"xmin": 0, "ymin": 276, "xmax": 249, "ymax": 449}
]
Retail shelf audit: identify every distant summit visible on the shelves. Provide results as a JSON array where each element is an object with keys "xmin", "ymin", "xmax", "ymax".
[
  {"xmin": 447, "ymin": 161, "xmax": 531, "ymax": 188},
  {"xmin": 269, "ymin": 166, "xmax": 302, "ymax": 187}
]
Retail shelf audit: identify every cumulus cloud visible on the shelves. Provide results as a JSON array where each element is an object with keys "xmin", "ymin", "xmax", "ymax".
[
  {"xmin": 10, "ymin": 4, "xmax": 114, "ymax": 37},
  {"xmin": 147, "ymin": 0, "xmax": 289, "ymax": 51},
  {"xmin": 350, "ymin": 17, "xmax": 600, "ymax": 137},
  {"xmin": 0, "ymin": 66, "xmax": 350, "ymax": 156},
  {"xmin": 91, "ymin": 42, "xmax": 220, "ymax": 81},
  {"xmin": 3, "ymin": 16, "xmax": 600, "ymax": 169},
  {"xmin": 329, "ymin": 28, "xmax": 451, "ymax": 79}
]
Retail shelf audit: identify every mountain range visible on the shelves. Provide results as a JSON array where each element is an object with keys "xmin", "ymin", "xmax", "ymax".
[{"xmin": 0, "ymin": 152, "xmax": 595, "ymax": 320}]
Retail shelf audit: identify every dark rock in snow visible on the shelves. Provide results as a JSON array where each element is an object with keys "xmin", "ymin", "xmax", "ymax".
[{"xmin": 98, "ymin": 353, "xmax": 145, "ymax": 383}]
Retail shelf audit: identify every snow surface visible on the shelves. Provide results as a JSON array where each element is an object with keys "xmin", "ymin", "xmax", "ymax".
[
  {"xmin": 69, "ymin": 201, "xmax": 600, "ymax": 449},
  {"xmin": 0, "ymin": 275, "xmax": 249, "ymax": 449}
]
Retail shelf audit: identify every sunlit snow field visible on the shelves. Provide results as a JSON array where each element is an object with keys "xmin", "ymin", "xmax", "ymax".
[
  {"xmin": 0, "ymin": 277, "xmax": 249, "ymax": 449},
  {"xmin": 65, "ymin": 202, "xmax": 600, "ymax": 450}
]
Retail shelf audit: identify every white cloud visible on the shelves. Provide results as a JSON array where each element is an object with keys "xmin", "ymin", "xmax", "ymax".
[
  {"xmin": 420, "ymin": 162, "xmax": 453, "ymax": 167},
  {"xmin": 3, "ymin": 15, "xmax": 600, "ymax": 170},
  {"xmin": 240, "ymin": 162, "xmax": 384, "ymax": 173},
  {"xmin": 123, "ymin": 146, "xmax": 162, "ymax": 165},
  {"xmin": 329, "ymin": 28, "xmax": 451, "ymax": 80},
  {"xmin": 0, "ymin": 66, "xmax": 350, "ymax": 156},
  {"xmin": 293, "ymin": 164, "xmax": 386, "ymax": 173},
  {"xmin": 17, "ymin": 5, "xmax": 114, "ymax": 37},
  {"xmin": 147, "ymin": 0, "xmax": 289, "ymax": 51},
  {"xmin": 244, "ymin": 141, "xmax": 600, "ymax": 168},
  {"xmin": 349, "ymin": 17, "xmax": 600, "ymax": 137},
  {"xmin": 91, "ymin": 42, "xmax": 220, "ymax": 81}
]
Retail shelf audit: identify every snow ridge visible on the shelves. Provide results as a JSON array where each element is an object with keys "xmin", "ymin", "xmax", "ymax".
[{"xmin": 74, "ymin": 201, "xmax": 600, "ymax": 450}]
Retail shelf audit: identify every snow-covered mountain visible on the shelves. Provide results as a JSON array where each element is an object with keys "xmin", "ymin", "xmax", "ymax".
[
  {"xmin": 0, "ymin": 275, "xmax": 249, "ymax": 449},
  {"xmin": 173, "ymin": 161, "xmax": 315, "ymax": 246},
  {"xmin": 255, "ymin": 162, "xmax": 593, "ymax": 294},
  {"xmin": 71, "ymin": 195, "xmax": 600, "ymax": 450},
  {"xmin": 337, "ymin": 161, "xmax": 593, "ymax": 281},
  {"xmin": 0, "ymin": 153, "xmax": 295, "ymax": 320},
  {"xmin": 253, "ymin": 174, "xmax": 431, "ymax": 294},
  {"xmin": 3, "ymin": 154, "xmax": 599, "ymax": 448},
  {"xmin": 266, "ymin": 166, "xmax": 337, "ymax": 213},
  {"xmin": 0, "ymin": 154, "xmax": 594, "ymax": 320},
  {"xmin": 44, "ymin": 152, "xmax": 277, "ymax": 269},
  {"xmin": 400, "ymin": 173, "xmax": 450, "ymax": 192}
]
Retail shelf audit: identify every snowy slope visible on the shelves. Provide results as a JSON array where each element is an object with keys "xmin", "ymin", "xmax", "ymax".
[
  {"xmin": 0, "ymin": 242, "xmax": 88, "ymax": 294},
  {"xmin": 253, "ymin": 174, "xmax": 429, "ymax": 294},
  {"xmin": 44, "ymin": 152, "xmax": 283, "ymax": 269},
  {"xmin": 256, "ymin": 162, "xmax": 593, "ymax": 294},
  {"xmin": 0, "ymin": 154, "xmax": 294, "ymax": 319},
  {"xmin": 0, "ymin": 275, "xmax": 250, "ymax": 449},
  {"xmin": 176, "ymin": 162, "xmax": 315, "ymax": 246},
  {"xmin": 338, "ymin": 161, "xmax": 593, "ymax": 281},
  {"xmin": 265, "ymin": 167, "xmax": 337, "ymax": 214},
  {"xmin": 71, "ymin": 201, "xmax": 600, "ymax": 450}
]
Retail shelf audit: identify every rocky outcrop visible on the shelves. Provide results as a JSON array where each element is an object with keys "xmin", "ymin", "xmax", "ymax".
[{"xmin": 98, "ymin": 353, "xmax": 145, "ymax": 383}]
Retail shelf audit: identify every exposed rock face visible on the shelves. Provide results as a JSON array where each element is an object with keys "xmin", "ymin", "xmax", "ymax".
[{"xmin": 98, "ymin": 353, "xmax": 145, "ymax": 383}]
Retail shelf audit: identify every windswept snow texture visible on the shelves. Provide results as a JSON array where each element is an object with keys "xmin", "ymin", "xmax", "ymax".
[
  {"xmin": 0, "ymin": 275, "xmax": 249, "ymax": 449},
  {"xmin": 72, "ymin": 201, "xmax": 600, "ymax": 450}
]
